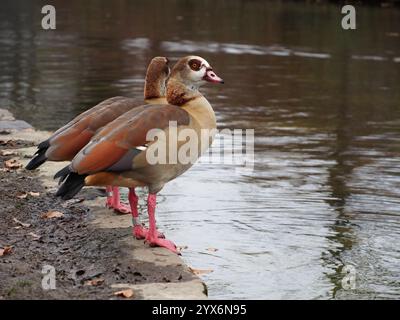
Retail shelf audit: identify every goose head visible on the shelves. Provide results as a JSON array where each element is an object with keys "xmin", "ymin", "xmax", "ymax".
[
  {"xmin": 170, "ymin": 56, "xmax": 224, "ymax": 89},
  {"xmin": 144, "ymin": 56, "xmax": 170, "ymax": 100}
]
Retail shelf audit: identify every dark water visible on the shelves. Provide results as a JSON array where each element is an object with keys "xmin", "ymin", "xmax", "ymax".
[{"xmin": 1, "ymin": 0, "xmax": 400, "ymax": 299}]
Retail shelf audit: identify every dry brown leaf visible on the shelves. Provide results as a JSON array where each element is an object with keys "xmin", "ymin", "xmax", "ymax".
[
  {"xmin": 188, "ymin": 267, "xmax": 213, "ymax": 275},
  {"xmin": 206, "ymin": 247, "xmax": 218, "ymax": 252},
  {"xmin": 13, "ymin": 217, "xmax": 31, "ymax": 228},
  {"xmin": 1, "ymin": 150, "xmax": 18, "ymax": 156},
  {"xmin": 0, "ymin": 246, "xmax": 13, "ymax": 257},
  {"xmin": 84, "ymin": 278, "xmax": 105, "ymax": 286},
  {"xmin": 4, "ymin": 159, "xmax": 22, "ymax": 169},
  {"xmin": 28, "ymin": 232, "xmax": 41, "ymax": 241},
  {"xmin": 16, "ymin": 192, "xmax": 40, "ymax": 199},
  {"xmin": 113, "ymin": 289, "xmax": 134, "ymax": 298},
  {"xmin": 0, "ymin": 140, "xmax": 11, "ymax": 146},
  {"xmin": 41, "ymin": 211, "xmax": 64, "ymax": 219},
  {"xmin": 16, "ymin": 193, "xmax": 28, "ymax": 199}
]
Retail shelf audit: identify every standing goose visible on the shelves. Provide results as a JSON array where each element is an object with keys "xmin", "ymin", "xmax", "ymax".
[
  {"xmin": 26, "ymin": 57, "xmax": 170, "ymax": 213},
  {"xmin": 55, "ymin": 56, "xmax": 223, "ymax": 253}
]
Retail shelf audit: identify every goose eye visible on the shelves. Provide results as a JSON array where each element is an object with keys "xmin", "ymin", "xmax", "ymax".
[{"xmin": 189, "ymin": 59, "xmax": 202, "ymax": 71}]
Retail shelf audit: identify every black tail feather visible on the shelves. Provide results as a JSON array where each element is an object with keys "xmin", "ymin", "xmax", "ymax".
[
  {"xmin": 56, "ymin": 172, "xmax": 87, "ymax": 200},
  {"xmin": 25, "ymin": 149, "xmax": 47, "ymax": 170},
  {"xmin": 25, "ymin": 139, "xmax": 50, "ymax": 170},
  {"xmin": 54, "ymin": 164, "xmax": 71, "ymax": 184},
  {"xmin": 38, "ymin": 139, "xmax": 50, "ymax": 150}
]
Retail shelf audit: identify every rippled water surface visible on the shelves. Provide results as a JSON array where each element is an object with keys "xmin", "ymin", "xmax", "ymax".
[{"xmin": 1, "ymin": 0, "xmax": 400, "ymax": 299}]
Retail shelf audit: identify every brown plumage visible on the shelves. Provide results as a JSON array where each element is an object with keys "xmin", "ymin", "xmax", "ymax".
[
  {"xmin": 72, "ymin": 105, "xmax": 190, "ymax": 175},
  {"xmin": 25, "ymin": 57, "xmax": 169, "ymax": 170},
  {"xmin": 144, "ymin": 57, "xmax": 169, "ymax": 100}
]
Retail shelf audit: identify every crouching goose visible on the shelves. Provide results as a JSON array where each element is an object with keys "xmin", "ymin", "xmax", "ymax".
[
  {"xmin": 26, "ymin": 57, "xmax": 169, "ymax": 214},
  {"xmin": 55, "ymin": 56, "xmax": 224, "ymax": 253}
]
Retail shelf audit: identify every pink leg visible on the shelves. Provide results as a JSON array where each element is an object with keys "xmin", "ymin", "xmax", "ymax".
[
  {"xmin": 129, "ymin": 188, "xmax": 147, "ymax": 239},
  {"xmin": 129, "ymin": 188, "xmax": 164, "ymax": 240},
  {"xmin": 106, "ymin": 186, "xmax": 113, "ymax": 207},
  {"xmin": 106, "ymin": 186, "xmax": 131, "ymax": 214},
  {"xmin": 145, "ymin": 193, "xmax": 178, "ymax": 254}
]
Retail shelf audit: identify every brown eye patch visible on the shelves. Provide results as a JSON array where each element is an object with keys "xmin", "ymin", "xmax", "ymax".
[{"xmin": 188, "ymin": 59, "xmax": 202, "ymax": 71}]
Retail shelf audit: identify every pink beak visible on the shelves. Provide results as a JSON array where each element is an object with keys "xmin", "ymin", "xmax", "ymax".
[{"xmin": 203, "ymin": 68, "xmax": 224, "ymax": 84}]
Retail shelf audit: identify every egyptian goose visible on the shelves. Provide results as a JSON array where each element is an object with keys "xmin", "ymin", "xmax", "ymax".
[
  {"xmin": 25, "ymin": 57, "xmax": 169, "ymax": 213},
  {"xmin": 55, "ymin": 56, "xmax": 223, "ymax": 253}
]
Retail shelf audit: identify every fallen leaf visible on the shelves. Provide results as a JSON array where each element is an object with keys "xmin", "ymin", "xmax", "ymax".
[
  {"xmin": 4, "ymin": 159, "xmax": 22, "ymax": 169},
  {"xmin": 0, "ymin": 139, "xmax": 16, "ymax": 147},
  {"xmin": 0, "ymin": 140, "xmax": 11, "ymax": 146},
  {"xmin": 16, "ymin": 192, "xmax": 40, "ymax": 199},
  {"xmin": 13, "ymin": 226, "xmax": 22, "ymax": 230},
  {"xmin": 28, "ymin": 232, "xmax": 41, "ymax": 240},
  {"xmin": 188, "ymin": 267, "xmax": 213, "ymax": 275},
  {"xmin": 13, "ymin": 217, "xmax": 31, "ymax": 228},
  {"xmin": 0, "ymin": 246, "xmax": 13, "ymax": 257},
  {"xmin": 206, "ymin": 247, "xmax": 218, "ymax": 252},
  {"xmin": 41, "ymin": 211, "xmax": 64, "ymax": 219},
  {"xmin": 113, "ymin": 289, "xmax": 134, "ymax": 298},
  {"xmin": 1, "ymin": 150, "xmax": 18, "ymax": 156},
  {"xmin": 84, "ymin": 278, "xmax": 105, "ymax": 286}
]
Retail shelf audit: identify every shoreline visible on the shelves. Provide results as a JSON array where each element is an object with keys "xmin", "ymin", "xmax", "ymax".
[{"xmin": 0, "ymin": 108, "xmax": 207, "ymax": 300}]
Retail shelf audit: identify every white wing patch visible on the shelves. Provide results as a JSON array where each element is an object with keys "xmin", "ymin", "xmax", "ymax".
[{"xmin": 136, "ymin": 145, "xmax": 148, "ymax": 151}]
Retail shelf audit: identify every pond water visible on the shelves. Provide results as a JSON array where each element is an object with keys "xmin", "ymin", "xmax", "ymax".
[{"xmin": 1, "ymin": 0, "xmax": 400, "ymax": 299}]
